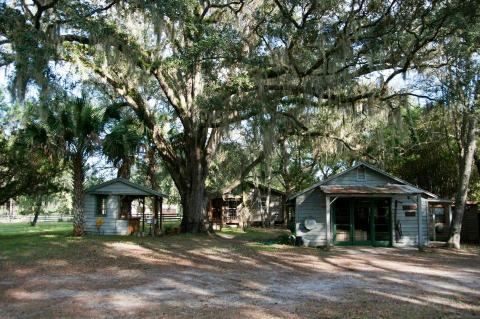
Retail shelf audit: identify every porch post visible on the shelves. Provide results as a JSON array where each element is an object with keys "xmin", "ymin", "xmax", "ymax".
[
  {"xmin": 391, "ymin": 199, "xmax": 396, "ymax": 247},
  {"xmin": 448, "ymin": 203, "xmax": 453, "ymax": 225},
  {"xmin": 326, "ymin": 195, "xmax": 331, "ymax": 247},
  {"xmin": 417, "ymin": 194, "xmax": 423, "ymax": 248},
  {"xmin": 142, "ymin": 197, "xmax": 145, "ymax": 234},
  {"xmin": 159, "ymin": 196, "xmax": 163, "ymax": 235},
  {"xmin": 432, "ymin": 207, "xmax": 436, "ymax": 242}
]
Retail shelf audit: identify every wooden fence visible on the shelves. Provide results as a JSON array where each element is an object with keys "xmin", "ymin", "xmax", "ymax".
[
  {"xmin": 0, "ymin": 214, "xmax": 73, "ymax": 223},
  {"xmin": 0, "ymin": 214, "xmax": 181, "ymax": 223}
]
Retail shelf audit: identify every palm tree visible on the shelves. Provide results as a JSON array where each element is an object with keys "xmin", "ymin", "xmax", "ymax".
[
  {"xmin": 102, "ymin": 116, "xmax": 144, "ymax": 179},
  {"xmin": 41, "ymin": 96, "xmax": 103, "ymax": 235}
]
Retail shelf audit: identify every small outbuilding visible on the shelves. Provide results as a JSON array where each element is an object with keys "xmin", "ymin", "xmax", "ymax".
[
  {"xmin": 207, "ymin": 182, "xmax": 285, "ymax": 229},
  {"xmin": 84, "ymin": 178, "xmax": 167, "ymax": 235},
  {"xmin": 288, "ymin": 162, "xmax": 450, "ymax": 248}
]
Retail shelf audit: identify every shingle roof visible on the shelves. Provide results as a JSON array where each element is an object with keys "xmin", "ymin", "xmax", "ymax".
[{"xmin": 85, "ymin": 178, "xmax": 168, "ymax": 198}]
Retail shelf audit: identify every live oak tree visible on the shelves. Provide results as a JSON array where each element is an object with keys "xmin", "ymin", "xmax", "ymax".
[
  {"xmin": 2, "ymin": 0, "xmax": 478, "ymax": 233},
  {"xmin": 63, "ymin": 1, "xmax": 266, "ymax": 232}
]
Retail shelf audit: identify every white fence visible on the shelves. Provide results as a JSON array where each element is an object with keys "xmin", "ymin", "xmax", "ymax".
[{"xmin": 0, "ymin": 214, "xmax": 73, "ymax": 223}]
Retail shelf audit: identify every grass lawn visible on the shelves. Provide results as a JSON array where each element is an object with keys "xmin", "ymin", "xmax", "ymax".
[
  {"xmin": 1, "ymin": 222, "xmax": 480, "ymax": 319},
  {"xmin": 0, "ymin": 222, "xmax": 72, "ymax": 236}
]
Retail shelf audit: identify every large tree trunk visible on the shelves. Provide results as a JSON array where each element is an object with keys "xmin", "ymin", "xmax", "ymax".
[
  {"xmin": 159, "ymin": 128, "xmax": 209, "ymax": 233},
  {"xmin": 180, "ymin": 188, "xmax": 207, "ymax": 233},
  {"xmin": 447, "ymin": 114, "xmax": 477, "ymax": 249},
  {"xmin": 179, "ymin": 153, "xmax": 208, "ymax": 233},
  {"xmin": 117, "ymin": 159, "xmax": 132, "ymax": 179},
  {"xmin": 153, "ymin": 126, "xmax": 210, "ymax": 233},
  {"xmin": 72, "ymin": 152, "xmax": 85, "ymax": 236}
]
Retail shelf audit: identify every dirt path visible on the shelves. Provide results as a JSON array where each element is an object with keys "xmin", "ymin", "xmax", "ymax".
[{"xmin": 1, "ymin": 234, "xmax": 479, "ymax": 318}]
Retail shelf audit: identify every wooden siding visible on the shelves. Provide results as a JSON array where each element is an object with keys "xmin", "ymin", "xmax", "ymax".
[
  {"xmin": 84, "ymin": 194, "xmax": 129, "ymax": 235},
  {"xmin": 392, "ymin": 195, "xmax": 428, "ymax": 246},
  {"xmin": 293, "ymin": 191, "xmax": 429, "ymax": 247},
  {"xmin": 249, "ymin": 195, "xmax": 283, "ymax": 223},
  {"xmin": 324, "ymin": 167, "xmax": 398, "ymax": 186},
  {"xmin": 295, "ymin": 189, "xmax": 327, "ymax": 246}
]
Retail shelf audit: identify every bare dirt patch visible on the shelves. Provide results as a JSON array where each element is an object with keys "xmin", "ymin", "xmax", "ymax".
[{"xmin": 1, "ymin": 229, "xmax": 479, "ymax": 318}]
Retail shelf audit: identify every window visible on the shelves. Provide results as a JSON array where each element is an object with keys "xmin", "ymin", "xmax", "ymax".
[
  {"xmin": 227, "ymin": 199, "xmax": 238, "ymax": 218},
  {"xmin": 96, "ymin": 195, "xmax": 108, "ymax": 216},
  {"xmin": 357, "ymin": 166, "xmax": 366, "ymax": 181},
  {"xmin": 119, "ymin": 196, "xmax": 132, "ymax": 219}
]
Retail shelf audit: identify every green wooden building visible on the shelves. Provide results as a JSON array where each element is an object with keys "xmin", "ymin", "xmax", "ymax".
[{"xmin": 288, "ymin": 162, "xmax": 450, "ymax": 248}]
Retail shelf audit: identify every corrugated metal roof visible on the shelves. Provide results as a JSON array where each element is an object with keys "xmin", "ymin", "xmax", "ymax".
[{"xmin": 320, "ymin": 184, "xmax": 422, "ymax": 195}]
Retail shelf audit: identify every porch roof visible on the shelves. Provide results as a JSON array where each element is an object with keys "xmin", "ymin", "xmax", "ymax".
[
  {"xmin": 288, "ymin": 161, "xmax": 438, "ymax": 200},
  {"xmin": 320, "ymin": 184, "xmax": 424, "ymax": 195}
]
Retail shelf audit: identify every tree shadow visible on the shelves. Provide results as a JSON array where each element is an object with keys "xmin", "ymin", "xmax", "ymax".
[{"xmin": 1, "ymin": 227, "xmax": 479, "ymax": 318}]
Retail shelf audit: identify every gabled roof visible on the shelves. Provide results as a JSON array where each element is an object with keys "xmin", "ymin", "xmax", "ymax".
[
  {"xmin": 244, "ymin": 181, "xmax": 285, "ymax": 196},
  {"xmin": 85, "ymin": 178, "xmax": 168, "ymax": 198},
  {"xmin": 288, "ymin": 161, "xmax": 437, "ymax": 200},
  {"xmin": 320, "ymin": 184, "xmax": 426, "ymax": 195},
  {"xmin": 210, "ymin": 181, "xmax": 285, "ymax": 199}
]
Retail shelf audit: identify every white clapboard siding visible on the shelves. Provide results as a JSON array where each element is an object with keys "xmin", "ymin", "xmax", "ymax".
[
  {"xmin": 392, "ymin": 195, "xmax": 428, "ymax": 246},
  {"xmin": 295, "ymin": 188, "xmax": 327, "ymax": 246},
  {"xmin": 292, "ymin": 164, "xmax": 432, "ymax": 248},
  {"xmin": 85, "ymin": 194, "xmax": 127, "ymax": 235},
  {"xmin": 323, "ymin": 167, "xmax": 398, "ymax": 186},
  {"xmin": 84, "ymin": 194, "xmax": 180, "ymax": 235}
]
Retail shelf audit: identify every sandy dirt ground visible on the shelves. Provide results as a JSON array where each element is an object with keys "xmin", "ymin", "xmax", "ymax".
[{"xmin": 1, "ymin": 231, "xmax": 479, "ymax": 319}]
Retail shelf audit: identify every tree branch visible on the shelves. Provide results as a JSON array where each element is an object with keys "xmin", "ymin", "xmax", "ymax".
[{"xmin": 214, "ymin": 152, "xmax": 265, "ymax": 196}]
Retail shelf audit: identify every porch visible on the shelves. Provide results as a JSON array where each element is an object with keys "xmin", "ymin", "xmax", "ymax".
[
  {"xmin": 323, "ymin": 185, "xmax": 429, "ymax": 248},
  {"xmin": 331, "ymin": 197, "xmax": 392, "ymax": 247}
]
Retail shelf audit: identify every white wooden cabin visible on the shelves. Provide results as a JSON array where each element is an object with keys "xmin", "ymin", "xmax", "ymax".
[
  {"xmin": 288, "ymin": 162, "xmax": 451, "ymax": 248},
  {"xmin": 84, "ymin": 178, "xmax": 167, "ymax": 235}
]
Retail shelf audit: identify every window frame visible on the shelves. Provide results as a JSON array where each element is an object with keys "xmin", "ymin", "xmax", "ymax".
[{"xmin": 96, "ymin": 195, "xmax": 108, "ymax": 216}]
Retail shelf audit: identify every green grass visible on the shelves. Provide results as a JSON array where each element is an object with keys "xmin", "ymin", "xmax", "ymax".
[
  {"xmin": 218, "ymin": 226, "xmax": 289, "ymax": 241},
  {"xmin": 0, "ymin": 222, "xmax": 72, "ymax": 237},
  {"xmin": 0, "ymin": 222, "xmax": 74, "ymax": 262},
  {"xmin": 216, "ymin": 227, "xmax": 293, "ymax": 253},
  {"xmin": 0, "ymin": 222, "xmax": 292, "ymax": 268}
]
